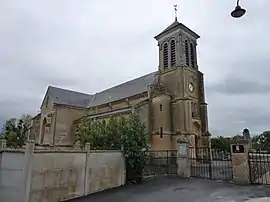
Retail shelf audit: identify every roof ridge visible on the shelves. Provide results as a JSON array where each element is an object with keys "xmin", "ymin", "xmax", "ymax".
[
  {"xmin": 88, "ymin": 71, "xmax": 157, "ymax": 107},
  {"xmin": 48, "ymin": 85, "xmax": 93, "ymax": 96},
  {"xmin": 94, "ymin": 71, "xmax": 157, "ymax": 95}
]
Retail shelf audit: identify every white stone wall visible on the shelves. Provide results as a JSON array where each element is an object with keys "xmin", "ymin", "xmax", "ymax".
[
  {"xmin": 0, "ymin": 151, "xmax": 26, "ymax": 202},
  {"xmin": 85, "ymin": 151, "xmax": 125, "ymax": 195},
  {"xmin": 0, "ymin": 146, "xmax": 125, "ymax": 202},
  {"xmin": 29, "ymin": 150, "xmax": 125, "ymax": 202},
  {"xmin": 30, "ymin": 151, "xmax": 87, "ymax": 202}
]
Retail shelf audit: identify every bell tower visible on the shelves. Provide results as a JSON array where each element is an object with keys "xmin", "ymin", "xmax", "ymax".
[
  {"xmin": 151, "ymin": 6, "xmax": 209, "ymax": 149},
  {"xmin": 154, "ymin": 7, "xmax": 200, "ymax": 72}
]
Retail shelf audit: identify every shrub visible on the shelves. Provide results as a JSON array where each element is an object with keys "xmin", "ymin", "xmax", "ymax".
[{"xmin": 76, "ymin": 114, "xmax": 149, "ymax": 182}]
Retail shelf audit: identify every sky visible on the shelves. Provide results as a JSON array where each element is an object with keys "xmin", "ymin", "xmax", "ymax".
[{"xmin": 0, "ymin": 0, "xmax": 270, "ymax": 136}]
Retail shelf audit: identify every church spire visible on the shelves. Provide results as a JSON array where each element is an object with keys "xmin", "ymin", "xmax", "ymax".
[
  {"xmin": 154, "ymin": 4, "xmax": 199, "ymax": 40},
  {"xmin": 174, "ymin": 4, "xmax": 178, "ymax": 21}
]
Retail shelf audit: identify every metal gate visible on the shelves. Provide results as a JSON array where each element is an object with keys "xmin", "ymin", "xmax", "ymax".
[
  {"xmin": 249, "ymin": 151, "xmax": 270, "ymax": 184},
  {"xmin": 190, "ymin": 147, "xmax": 233, "ymax": 181},
  {"xmin": 143, "ymin": 150, "xmax": 177, "ymax": 178}
]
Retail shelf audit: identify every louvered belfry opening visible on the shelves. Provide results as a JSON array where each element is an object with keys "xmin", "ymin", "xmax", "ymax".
[
  {"xmin": 190, "ymin": 43, "xmax": 195, "ymax": 68},
  {"xmin": 170, "ymin": 40, "xmax": 176, "ymax": 66},
  {"xmin": 185, "ymin": 40, "xmax": 189, "ymax": 66},
  {"xmin": 163, "ymin": 43, "xmax": 168, "ymax": 69}
]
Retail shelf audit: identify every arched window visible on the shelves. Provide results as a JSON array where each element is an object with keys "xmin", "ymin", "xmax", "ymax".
[
  {"xmin": 170, "ymin": 40, "xmax": 176, "ymax": 66},
  {"xmin": 190, "ymin": 43, "xmax": 195, "ymax": 68},
  {"xmin": 185, "ymin": 40, "xmax": 189, "ymax": 66},
  {"xmin": 163, "ymin": 43, "xmax": 168, "ymax": 69}
]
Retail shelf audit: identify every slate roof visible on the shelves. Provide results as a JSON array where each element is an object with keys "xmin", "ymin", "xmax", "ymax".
[
  {"xmin": 43, "ymin": 71, "xmax": 157, "ymax": 109},
  {"xmin": 157, "ymin": 20, "xmax": 180, "ymax": 36},
  {"xmin": 45, "ymin": 86, "xmax": 94, "ymax": 108},
  {"xmin": 154, "ymin": 20, "xmax": 200, "ymax": 40},
  {"xmin": 89, "ymin": 71, "xmax": 157, "ymax": 107}
]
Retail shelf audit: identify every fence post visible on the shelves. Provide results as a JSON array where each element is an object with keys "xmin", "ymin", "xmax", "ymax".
[
  {"xmin": 83, "ymin": 142, "xmax": 91, "ymax": 196},
  {"xmin": 207, "ymin": 147, "xmax": 212, "ymax": 179},
  {"xmin": 230, "ymin": 140, "xmax": 250, "ymax": 184},
  {"xmin": 121, "ymin": 144, "xmax": 126, "ymax": 185},
  {"xmin": 166, "ymin": 150, "xmax": 169, "ymax": 175},
  {"xmin": 24, "ymin": 140, "xmax": 35, "ymax": 202}
]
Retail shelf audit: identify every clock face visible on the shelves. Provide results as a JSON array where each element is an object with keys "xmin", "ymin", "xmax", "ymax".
[{"xmin": 188, "ymin": 83, "xmax": 194, "ymax": 92}]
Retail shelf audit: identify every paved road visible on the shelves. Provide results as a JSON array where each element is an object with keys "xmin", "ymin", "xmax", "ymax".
[{"xmin": 66, "ymin": 176, "xmax": 270, "ymax": 202}]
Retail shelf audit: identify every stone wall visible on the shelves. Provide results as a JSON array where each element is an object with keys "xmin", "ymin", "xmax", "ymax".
[
  {"xmin": 29, "ymin": 150, "xmax": 125, "ymax": 202},
  {"xmin": 0, "ymin": 151, "xmax": 2, "ymax": 170},
  {"xmin": 30, "ymin": 151, "xmax": 87, "ymax": 202},
  {"xmin": 0, "ymin": 150, "xmax": 26, "ymax": 202},
  {"xmin": 84, "ymin": 151, "xmax": 125, "ymax": 195},
  {"xmin": 54, "ymin": 105, "xmax": 87, "ymax": 146},
  {"xmin": 31, "ymin": 114, "xmax": 41, "ymax": 144},
  {"xmin": 0, "ymin": 144, "xmax": 125, "ymax": 202}
]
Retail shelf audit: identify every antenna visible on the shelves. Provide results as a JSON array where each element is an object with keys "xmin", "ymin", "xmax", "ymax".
[{"xmin": 174, "ymin": 4, "xmax": 178, "ymax": 21}]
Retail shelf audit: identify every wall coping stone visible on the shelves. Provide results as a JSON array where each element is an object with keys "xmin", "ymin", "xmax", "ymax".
[
  {"xmin": 34, "ymin": 149, "xmax": 122, "ymax": 153},
  {"xmin": 0, "ymin": 148, "xmax": 122, "ymax": 153},
  {"xmin": 0, "ymin": 149, "xmax": 25, "ymax": 153}
]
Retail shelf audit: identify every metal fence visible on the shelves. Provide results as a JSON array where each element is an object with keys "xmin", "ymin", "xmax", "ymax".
[
  {"xmin": 189, "ymin": 147, "xmax": 233, "ymax": 181},
  {"xmin": 143, "ymin": 150, "xmax": 177, "ymax": 178},
  {"xmin": 249, "ymin": 151, "xmax": 270, "ymax": 184}
]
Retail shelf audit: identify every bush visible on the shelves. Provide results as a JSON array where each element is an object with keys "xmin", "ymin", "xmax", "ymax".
[{"xmin": 76, "ymin": 114, "xmax": 149, "ymax": 182}]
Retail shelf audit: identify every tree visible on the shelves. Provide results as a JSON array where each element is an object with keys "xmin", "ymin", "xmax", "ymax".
[
  {"xmin": 21, "ymin": 114, "xmax": 32, "ymax": 127},
  {"xmin": 119, "ymin": 115, "xmax": 149, "ymax": 179},
  {"xmin": 1, "ymin": 114, "xmax": 32, "ymax": 148},
  {"xmin": 252, "ymin": 131, "xmax": 270, "ymax": 151},
  {"xmin": 76, "ymin": 114, "xmax": 149, "ymax": 183},
  {"xmin": 211, "ymin": 136, "xmax": 231, "ymax": 152}
]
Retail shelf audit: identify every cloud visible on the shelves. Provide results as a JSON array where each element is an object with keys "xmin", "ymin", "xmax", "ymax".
[
  {"xmin": 0, "ymin": 0, "xmax": 270, "ymax": 136},
  {"xmin": 207, "ymin": 77, "xmax": 270, "ymax": 95}
]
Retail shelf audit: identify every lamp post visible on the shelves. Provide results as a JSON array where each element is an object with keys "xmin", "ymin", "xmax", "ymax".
[{"xmin": 231, "ymin": 0, "xmax": 246, "ymax": 18}]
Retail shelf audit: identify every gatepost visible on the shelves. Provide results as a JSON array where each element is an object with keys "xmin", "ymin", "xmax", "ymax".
[
  {"xmin": 84, "ymin": 142, "xmax": 91, "ymax": 195},
  {"xmin": 230, "ymin": 139, "xmax": 250, "ymax": 184},
  {"xmin": 176, "ymin": 139, "xmax": 190, "ymax": 178}
]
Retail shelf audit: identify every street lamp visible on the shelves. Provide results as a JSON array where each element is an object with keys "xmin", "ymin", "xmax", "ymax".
[{"xmin": 231, "ymin": 0, "xmax": 246, "ymax": 18}]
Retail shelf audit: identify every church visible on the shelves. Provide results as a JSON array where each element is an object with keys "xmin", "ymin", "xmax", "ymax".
[{"xmin": 29, "ymin": 17, "xmax": 210, "ymax": 151}]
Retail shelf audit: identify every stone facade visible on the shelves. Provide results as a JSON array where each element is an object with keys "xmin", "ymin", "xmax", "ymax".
[
  {"xmin": 32, "ymin": 19, "xmax": 209, "ymax": 150},
  {"xmin": 28, "ymin": 113, "xmax": 41, "ymax": 144}
]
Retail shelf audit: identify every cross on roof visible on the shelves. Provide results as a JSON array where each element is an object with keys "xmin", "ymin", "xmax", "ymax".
[{"xmin": 174, "ymin": 4, "xmax": 178, "ymax": 21}]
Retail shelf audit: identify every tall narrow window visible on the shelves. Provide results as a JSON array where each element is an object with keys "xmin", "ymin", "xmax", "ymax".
[
  {"xmin": 170, "ymin": 40, "xmax": 176, "ymax": 66},
  {"xmin": 190, "ymin": 43, "xmax": 195, "ymax": 68},
  {"xmin": 160, "ymin": 126, "xmax": 163, "ymax": 138},
  {"xmin": 160, "ymin": 104, "xmax": 163, "ymax": 112},
  {"xmin": 45, "ymin": 97, "xmax": 49, "ymax": 108},
  {"xmin": 163, "ymin": 43, "xmax": 168, "ymax": 69},
  {"xmin": 185, "ymin": 40, "xmax": 189, "ymax": 66}
]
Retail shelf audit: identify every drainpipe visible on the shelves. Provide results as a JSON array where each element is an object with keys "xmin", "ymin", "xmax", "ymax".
[{"xmin": 52, "ymin": 107, "xmax": 58, "ymax": 146}]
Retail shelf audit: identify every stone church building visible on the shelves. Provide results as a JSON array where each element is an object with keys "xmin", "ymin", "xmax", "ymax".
[{"xmin": 29, "ymin": 18, "xmax": 210, "ymax": 150}]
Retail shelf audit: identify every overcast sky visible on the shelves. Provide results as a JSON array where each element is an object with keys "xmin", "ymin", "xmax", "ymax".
[{"xmin": 0, "ymin": 0, "xmax": 270, "ymax": 136}]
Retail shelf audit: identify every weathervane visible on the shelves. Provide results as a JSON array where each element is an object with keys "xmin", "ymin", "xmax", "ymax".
[{"xmin": 174, "ymin": 4, "xmax": 178, "ymax": 21}]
